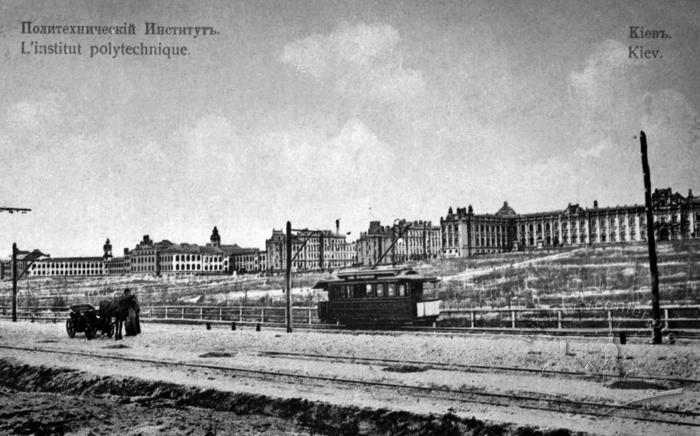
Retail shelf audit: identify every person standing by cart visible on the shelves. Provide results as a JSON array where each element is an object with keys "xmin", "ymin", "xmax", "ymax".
[{"xmin": 122, "ymin": 288, "xmax": 141, "ymax": 336}]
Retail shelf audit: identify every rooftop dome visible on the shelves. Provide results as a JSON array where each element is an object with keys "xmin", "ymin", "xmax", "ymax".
[{"xmin": 496, "ymin": 201, "xmax": 517, "ymax": 217}]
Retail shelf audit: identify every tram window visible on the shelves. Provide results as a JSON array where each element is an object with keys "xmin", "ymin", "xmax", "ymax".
[
  {"xmin": 376, "ymin": 283, "xmax": 386, "ymax": 297},
  {"xmin": 387, "ymin": 283, "xmax": 396, "ymax": 297},
  {"xmin": 366, "ymin": 284, "xmax": 373, "ymax": 297},
  {"xmin": 398, "ymin": 284, "xmax": 406, "ymax": 297},
  {"xmin": 353, "ymin": 284, "xmax": 366, "ymax": 298}
]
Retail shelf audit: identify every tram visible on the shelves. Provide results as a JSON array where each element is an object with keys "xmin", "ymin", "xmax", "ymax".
[{"xmin": 314, "ymin": 268, "xmax": 441, "ymax": 327}]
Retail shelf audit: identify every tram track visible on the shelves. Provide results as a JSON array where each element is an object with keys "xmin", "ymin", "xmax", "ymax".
[
  {"xmin": 258, "ymin": 350, "xmax": 700, "ymax": 387},
  {"xmin": 1, "ymin": 344, "xmax": 698, "ymax": 429}
]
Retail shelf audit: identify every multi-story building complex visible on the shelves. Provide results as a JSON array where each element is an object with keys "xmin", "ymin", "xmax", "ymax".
[
  {"xmin": 441, "ymin": 187, "xmax": 700, "ymax": 257},
  {"xmin": 128, "ymin": 235, "xmax": 174, "ymax": 274},
  {"xmin": 154, "ymin": 227, "xmax": 229, "ymax": 275},
  {"xmin": 26, "ymin": 256, "xmax": 105, "ymax": 277},
  {"xmin": 158, "ymin": 244, "xmax": 228, "ymax": 274},
  {"xmin": 264, "ymin": 227, "xmax": 353, "ymax": 272},
  {"xmin": 16, "ymin": 229, "xmax": 232, "ymax": 278},
  {"xmin": 227, "ymin": 247, "xmax": 266, "ymax": 273},
  {"xmin": 23, "ymin": 239, "xmax": 112, "ymax": 277},
  {"xmin": 356, "ymin": 219, "xmax": 441, "ymax": 266}
]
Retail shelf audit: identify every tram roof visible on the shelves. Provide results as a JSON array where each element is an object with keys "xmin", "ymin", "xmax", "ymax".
[{"xmin": 313, "ymin": 268, "xmax": 438, "ymax": 289}]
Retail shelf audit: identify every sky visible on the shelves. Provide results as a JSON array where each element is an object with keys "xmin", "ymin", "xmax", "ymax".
[{"xmin": 0, "ymin": 0, "xmax": 698, "ymax": 256}]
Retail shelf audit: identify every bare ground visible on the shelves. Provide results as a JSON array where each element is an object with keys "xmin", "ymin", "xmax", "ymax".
[{"xmin": 1, "ymin": 320, "xmax": 699, "ymax": 435}]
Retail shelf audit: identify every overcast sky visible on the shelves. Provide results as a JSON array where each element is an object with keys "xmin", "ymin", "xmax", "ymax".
[{"xmin": 1, "ymin": 0, "xmax": 699, "ymax": 256}]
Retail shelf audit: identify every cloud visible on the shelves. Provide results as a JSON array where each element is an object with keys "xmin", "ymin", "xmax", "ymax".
[
  {"xmin": 569, "ymin": 39, "xmax": 638, "ymax": 106},
  {"xmin": 279, "ymin": 118, "xmax": 394, "ymax": 188},
  {"xmin": 575, "ymin": 139, "xmax": 612, "ymax": 158},
  {"xmin": 641, "ymin": 89, "xmax": 700, "ymax": 185},
  {"xmin": 179, "ymin": 114, "xmax": 240, "ymax": 159},
  {"xmin": 568, "ymin": 40, "xmax": 700, "ymax": 193},
  {"xmin": 281, "ymin": 23, "xmax": 425, "ymax": 103}
]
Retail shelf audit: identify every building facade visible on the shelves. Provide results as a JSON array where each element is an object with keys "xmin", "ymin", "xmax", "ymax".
[
  {"xmin": 264, "ymin": 228, "xmax": 353, "ymax": 272},
  {"xmin": 27, "ymin": 256, "xmax": 105, "ymax": 277},
  {"xmin": 356, "ymin": 219, "xmax": 441, "ymax": 266},
  {"xmin": 441, "ymin": 187, "xmax": 700, "ymax": 257},
  {"xmin": 228, "ymin": 247, "xmax": 267, "ymax": 273}
]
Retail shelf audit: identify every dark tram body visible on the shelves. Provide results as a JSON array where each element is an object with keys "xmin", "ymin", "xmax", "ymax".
[{"xmin": 314, "ymin": 268, "xmax": 440, "ymax": 327}]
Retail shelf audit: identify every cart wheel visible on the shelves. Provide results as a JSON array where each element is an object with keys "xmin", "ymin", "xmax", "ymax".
[
  {"xmin": 66, "ymin": 319, "xmax": 75, "ymax": 338},
  {"xmin": 85, "ymin": 326, "xmax": 96, "ymax": 340}
]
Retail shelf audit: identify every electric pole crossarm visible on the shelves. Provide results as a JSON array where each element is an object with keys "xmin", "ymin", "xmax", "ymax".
[{"xmin": 0, "ymin": 207, "xmax": 31, "ymax": 214}]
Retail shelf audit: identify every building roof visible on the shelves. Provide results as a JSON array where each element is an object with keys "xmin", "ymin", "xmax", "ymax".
[
  {"xmin": 36, "ymin": 256, "xmax": 104, "ymax": 262},
  {"xmin": 495, "ymin": 201, "xmax": 517, "ymax": 217},
  {"xmin": 222, "ymin": 245, "xmax": 260, "ymax": 255},
  {"xmin": 161, "ymin": 243, "xmax": 224, "ymax": 255}
]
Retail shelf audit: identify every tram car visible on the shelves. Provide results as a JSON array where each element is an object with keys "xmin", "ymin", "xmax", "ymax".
[{"xmin": 314, "ymin": 268, "xmax": 441, "ymax": 327}]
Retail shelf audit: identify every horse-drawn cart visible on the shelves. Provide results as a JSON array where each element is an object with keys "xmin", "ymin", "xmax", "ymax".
[{"xmin": 65, "ymin": 304, "xmax": 114, "ymax": 339}]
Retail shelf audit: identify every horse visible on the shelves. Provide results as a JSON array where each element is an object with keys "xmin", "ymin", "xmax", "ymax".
[{"xmin": 99, "ymin": 295, "xmax": 138, "ymax": 340}]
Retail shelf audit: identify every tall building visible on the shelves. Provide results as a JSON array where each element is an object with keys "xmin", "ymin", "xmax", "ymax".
[
  {"xmin": 264, "ymin": 227, "xmax": 353, "ymax": 272},
  {"xmin": 441, "ymin": 187, "xmax": 700, "ymax": 257},
  {"xmin": 356, "ymin": 219, "xmax": 441, "ymax": 266}
]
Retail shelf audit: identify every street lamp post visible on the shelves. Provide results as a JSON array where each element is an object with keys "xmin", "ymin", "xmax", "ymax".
[{"xmin": 11, "ymin": 244, "xmax": 49, "ymax": 322}]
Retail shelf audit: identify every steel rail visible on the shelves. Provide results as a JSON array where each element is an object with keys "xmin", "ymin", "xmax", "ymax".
[{"xmin": 259, "ymin": 350, "xmax": 700, "ymax": 386}]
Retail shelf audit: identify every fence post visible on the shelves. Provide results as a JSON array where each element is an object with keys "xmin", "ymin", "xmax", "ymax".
[
  {"xmin": 199, "ymin": 307, "xmax": 203, "ymax": 320},
  {"xmin": 511, "ymin": 310, "xmax": 516, "ymax": 329},
  {"xmin": 607, "ymin": 310, "xmax": 613, "ymax": 332},
  {"xmin": 557, "ymin": 310, "xmax": 562, "ymax": 329},
  {"xmin": 664, "ymin": 308, "xmax": 669, "ymax": 329},
  {"xmin": 219, "ymin": 307, "xmax": 222, "ymax": 321},
  {"xmin": 260, "ymin": 308, "xmax": 264, "ymax": 323},
  {"xmin": 239, "ymin": 306, "xmax": 243, "ymax": 322},
  {"xmin": 181, "ymin": 307, "xmax": 184, "ymax": 319},
  {"xmin": 308, "ymin": 308, "xmax": 312, "ymax": 325},
  {"xmin": 165, "ymin": 306, "xmax": 168, "ymax": 319},
  {"xmin": 470, "ymin": 311, "xmax": 475, "ymax": 328}
]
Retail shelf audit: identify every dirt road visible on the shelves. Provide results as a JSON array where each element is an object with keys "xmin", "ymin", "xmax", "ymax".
[{"xmin": 1, "ymin": 320, "xmax": 699, "ymax": 435}]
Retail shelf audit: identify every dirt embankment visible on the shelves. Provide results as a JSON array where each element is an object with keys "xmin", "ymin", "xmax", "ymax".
[{"xmin": 0, "ymin": 358, "xmax": 577, "ymax": 436}]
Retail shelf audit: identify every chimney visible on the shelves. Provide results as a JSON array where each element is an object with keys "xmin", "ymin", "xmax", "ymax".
[
  {"xmin": 689, "ymin": 189, "xmax": 693, "ymax": 198},
  {"xmin": 335, "ymin": 219, "xmax": 340, "ymax": 235},
  {"xmin": 593, "ymin": 200, "xmax": 598, "ymax": 208}
]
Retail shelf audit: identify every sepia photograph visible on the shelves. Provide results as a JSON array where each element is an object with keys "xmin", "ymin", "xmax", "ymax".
[{"xmin": 1, "ymin": 0, "xmax": 699, "ymax": 434}]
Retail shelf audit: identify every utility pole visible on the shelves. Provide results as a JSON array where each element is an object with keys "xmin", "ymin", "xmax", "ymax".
[
  {"xmin": 2, "ymin": 206, "xmax": 31, "ymax": 322},
  {"xmin": 640, "ymin": 131, "xmax": 662, "ymax": 344},
  {"xmin": 10, "ymin": 245, "xmax": 48, "ymax": 322},
  {"xmin": 11, "ymin": 243, "xmax": 17, "ymax": 322},
  {"xmin": 285, "ymin": 221, "xmax": 292, "ymax": 333}
]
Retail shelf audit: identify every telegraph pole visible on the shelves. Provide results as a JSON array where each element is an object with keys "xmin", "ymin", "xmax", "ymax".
[
  {"xmin": 640, "ymin": 131, "xmax": 662, "ymax": 344},
  {"xmin": 11, "ymin": 243, "xmax": 17, "ymax": 322},
  {"xmin": 2, "ymin": 206, "xmax": 31, "ymax": 322},
  {"xmin": 285, "ymin": 221, "xmax": 292, "ymax": 333}
]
